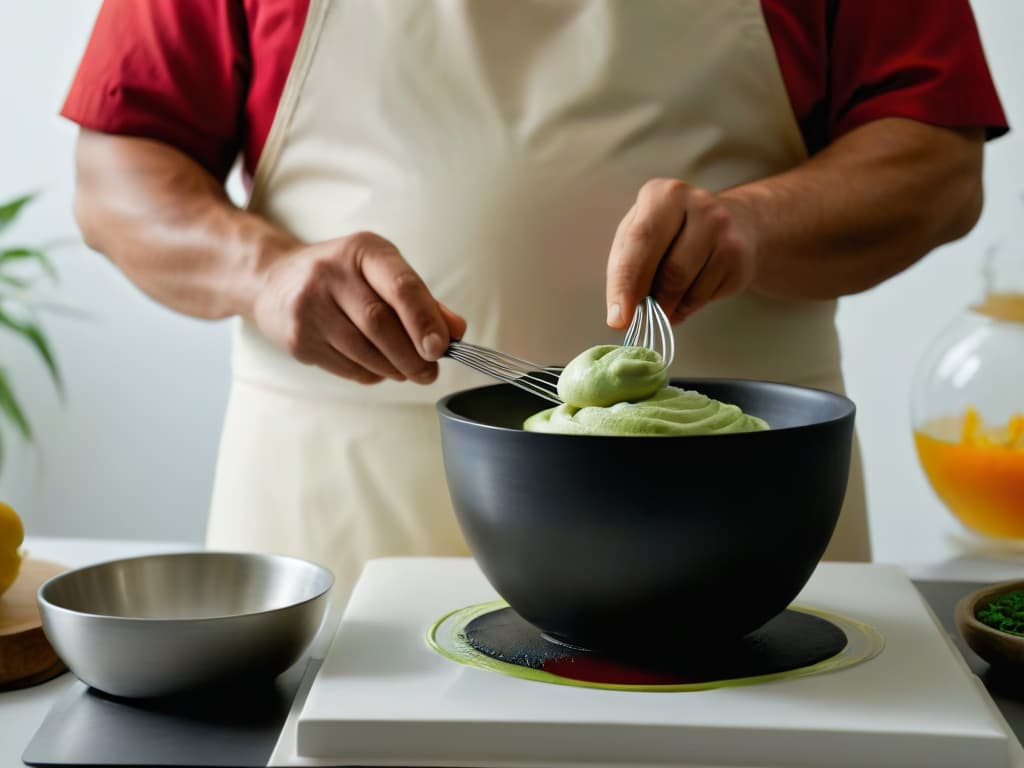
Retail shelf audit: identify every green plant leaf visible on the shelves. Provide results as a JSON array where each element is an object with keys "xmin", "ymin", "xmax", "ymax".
[
  {"xmin": 0, "ymin": 306, "xmax": 64, "ymax": 396},
  {"xmin": 0, "ymin": 368, "xmax": 31, "ymax": 441},
  {"xmin": 0, "ymin": 273, "xmax": 29, "ymax": 290},
  {"xmin": 0, "ymin": 194, "xmax": 35, "ymax": 235},
  {"xmin": 0, "ymin": 247, "xmax": 57, "ymax": 281}
]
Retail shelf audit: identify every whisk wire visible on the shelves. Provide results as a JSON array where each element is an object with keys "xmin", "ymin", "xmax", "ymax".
[
  {"xmin": 445, "ymin": 341, "xmax": 562, "ymax": 404},
  {"xmin": 623, "ymin": 296, "xmax": 674, "ymax": 369},
  {"xmin": 444, "ymin": 296, "xmax": 673, "ymax": 404}
]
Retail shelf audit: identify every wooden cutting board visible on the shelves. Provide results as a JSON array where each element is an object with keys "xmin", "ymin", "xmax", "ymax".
[{"xmin": 0, "ymin": 558, "xmax": 67, "ymax": 691}]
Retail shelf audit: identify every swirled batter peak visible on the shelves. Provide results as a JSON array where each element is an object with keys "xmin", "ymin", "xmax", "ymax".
[{"xmin": 525, "ymin": 345, "xmax": 769, "ymax": 437}]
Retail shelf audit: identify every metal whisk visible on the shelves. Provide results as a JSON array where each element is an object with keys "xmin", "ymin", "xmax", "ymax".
[
  {"xmin": 444, "ymin": 295, "xmax": 675, "ymax": 403},
  {"xmin": 444, "ymin": 340, "xmax": 563, "ymax": 404},
  {"xmin": 624, "ymin": 296, "xmax": 674, "ymax": 369}
]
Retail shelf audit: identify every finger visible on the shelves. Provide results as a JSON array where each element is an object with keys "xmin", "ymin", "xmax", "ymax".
[
  {"xmin": 674, "ymin": 226, "xmax": 754, "ymax": 321},
  {"xmin": 673, "ymin": 250, "xmax": 725, "ymax": 316},
  {"xmin": 606, "ymin": 180, "xmax": 690, "ymax": 329},
  {"xmin": 670, "ymin": 255, "xmax": 738, "ymax": 323},
  {"xmin": 359, "ymin": 242, "xmax": 451, "ymax": 361},
  {"xmin": 670, "ymin": 305, "xmax": 693, "ymax": 324},
  {"xmin": 653, "ymin": 191, "xmax": 722, "ymax": 320},
  {"xmin": 438, "ymin": 302, "xmax": 468, "ymax": 341},
  {"xmin": 335, "ymin": 280, "xmax": 439, "ymax": 383},
  {"xmin": 274, "ymin": 279, "xmax": 391, "ymax": 381},
  {"xmin": 670, "ymin": 278, "xmax": 726, "ymax": 324},
  {"xmin": 336, "ymin": 234, "xmax": 443, "ymax": 382},
  {"xmin": 322, "ymin": 309, "xmax": 406, "ymax": 381}
]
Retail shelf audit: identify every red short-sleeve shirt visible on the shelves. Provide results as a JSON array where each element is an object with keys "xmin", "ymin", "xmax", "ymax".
[{"xmin": 62, "ymin": 0, "xmax": 1009, "ymax": 183}]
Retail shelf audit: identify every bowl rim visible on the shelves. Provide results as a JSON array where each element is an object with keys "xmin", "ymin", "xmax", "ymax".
[
  {"xmin": 436, "ymin": 376, "xmax": 856, "ymax": 437},
  {"xmin": 954, "ymin": 578, "xmax": 1024, "ymax": 645},
  {"xmin": 37, "ymin": 550, "xmax": 335, "ymax": 624}
]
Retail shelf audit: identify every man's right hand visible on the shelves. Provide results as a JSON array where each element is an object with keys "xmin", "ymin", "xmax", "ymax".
[
  {"xmin": 251, "ymin": 231, "xmax": 466, "ymax": 385},
  {"xmin": 72, "ymin": 133, "xmax": 465, "ymax": 387}
]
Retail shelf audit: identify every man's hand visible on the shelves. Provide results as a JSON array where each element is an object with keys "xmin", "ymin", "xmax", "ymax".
[
  {"xmin": 252, "ymin": 232, "xmax": 466, "ymax": 385},
  {"xmin": 604, "ymin": 120, "xmax": 984, "ymax": 330},
  {"xmin": 605, "ymin": 179, "xmax": 759, "ymax": 328},
  {"xmin": 72, "ymin": 131, "xmax": 466, "ymax": 387}
]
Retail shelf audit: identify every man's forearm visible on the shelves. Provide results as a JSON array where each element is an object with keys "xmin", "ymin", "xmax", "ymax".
[
  {"xmin": 73, "ymin": 130, "xmax": 298, "ymax": 320},
  {"xmin": 723, "ymin": 118, "xmax": 985, "ymax": 301}
]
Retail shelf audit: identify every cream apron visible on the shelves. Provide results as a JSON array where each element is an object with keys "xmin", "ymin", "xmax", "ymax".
[{"xmin": 207, "ymin": 0, "xmax": 872, "ymax": 605}]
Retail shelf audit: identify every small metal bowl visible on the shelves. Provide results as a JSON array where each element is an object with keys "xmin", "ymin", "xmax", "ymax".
[
  {"xmin": 37, "ymin": 552, "xmax": 333, "ymax": 698},
  {"xmin": 956, "ymin": 579, "xmax": 1024, "ymax": 672}
]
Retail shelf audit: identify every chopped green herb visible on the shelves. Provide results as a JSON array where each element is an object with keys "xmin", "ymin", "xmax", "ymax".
[{"xmin": 977, "ymin": 589, "xmax": 1024, "ymax": 636}]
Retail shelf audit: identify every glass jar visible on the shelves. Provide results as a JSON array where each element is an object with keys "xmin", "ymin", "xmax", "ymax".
[{"xmin": 911, "ymin": 243, "xmax": 1024, "ymax": 540}]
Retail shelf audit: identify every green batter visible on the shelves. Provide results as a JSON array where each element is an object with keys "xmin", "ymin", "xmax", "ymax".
[{"xmin": 524, "ymin": 345, "xmax": 769, "ymax": 436}]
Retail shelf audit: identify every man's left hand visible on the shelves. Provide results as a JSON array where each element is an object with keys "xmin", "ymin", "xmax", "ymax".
[{"xmin": 606, "ymin": 178, "xmax": 758, "ymax": 329}]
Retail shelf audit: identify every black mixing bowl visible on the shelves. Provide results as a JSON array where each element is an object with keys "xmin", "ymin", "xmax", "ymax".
[{"xmin": 437, "ymin": 379, "xmax": 855, "ymax": 656}]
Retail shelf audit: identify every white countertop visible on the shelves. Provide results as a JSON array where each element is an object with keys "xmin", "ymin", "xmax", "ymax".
[
  {"xmin": 4, "ymin": 536, "xmax": 1024, "ymax": 768},
  {"xmin": 289, "ymin": 559, "xmax": 1005, "ymax": 768}
]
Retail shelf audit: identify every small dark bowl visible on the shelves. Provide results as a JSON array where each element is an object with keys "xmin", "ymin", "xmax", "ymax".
[
  {"xmin": 437, "ymin": 379, "xmax": 855, "ymax": 655},
  {"xmin": 956, "ymin": 580, "xmax": 1024, "ymax": 672}
]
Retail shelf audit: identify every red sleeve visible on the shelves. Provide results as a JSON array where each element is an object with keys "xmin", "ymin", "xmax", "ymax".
[
  {"xmin": 61, "ymin": 0, "xmax": 250, "ymax": 182},
  {"xmin": 763, "ymin": 0, "xmax": 1009, "ymax": 155}
]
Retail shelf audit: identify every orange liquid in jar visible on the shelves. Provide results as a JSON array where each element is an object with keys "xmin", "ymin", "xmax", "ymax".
[{"xmin": 915, "ymin": 408, "xmax": 1024, "ymax": 538}]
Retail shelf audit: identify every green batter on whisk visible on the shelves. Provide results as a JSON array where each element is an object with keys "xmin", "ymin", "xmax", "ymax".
[{"xmin": 523, "ymin": 345, "xmax": 769, "ymax": 436}]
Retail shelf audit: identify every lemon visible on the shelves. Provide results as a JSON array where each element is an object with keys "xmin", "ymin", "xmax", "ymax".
[{"xmin": 0, "ymin": 501, "xmax": 24, "ymax": 598}]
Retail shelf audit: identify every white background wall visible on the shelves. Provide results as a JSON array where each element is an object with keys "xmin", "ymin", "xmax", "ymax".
[{"xmin": 0, "ymin": 1, "xmax": 1021, "ymax": 564}]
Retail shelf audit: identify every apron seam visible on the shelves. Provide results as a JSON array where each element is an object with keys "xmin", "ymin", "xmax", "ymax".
[
  {"xmin": 741, "ymin": 0, "xmax": 810, "ymax": 164},
  {"xmin": 246, "ymin": 0, "xmax": 331, "ymax": 214}
]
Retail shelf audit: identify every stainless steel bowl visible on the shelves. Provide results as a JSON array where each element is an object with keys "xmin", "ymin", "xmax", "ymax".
[{"xmin": 37, "ymin": 552, "xmax": 333, "ymax": 698}]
